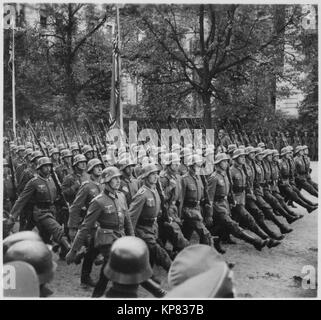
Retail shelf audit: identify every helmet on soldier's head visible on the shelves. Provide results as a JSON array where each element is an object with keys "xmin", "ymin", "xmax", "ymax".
[
  {"xmin": 25, "ymin": 142, "xmax": 33, "ymax": 149},
  {"xmin": 57, "ymin": 144, "xmax": 65, "ymax": 151},
  {"xmin": 24, "ymin": 148, "xmax": 33, "ymax": 159},
  {"xmin": 272, "ymin": 149, "xmax": 279, "ymax": 157},
  {"xmin": 245, "ymin": 146, "xmax": 255, "ymax": 155},
  {"xmin": 258, "ymin": 142, "xmax": 265, "ymax": 149},
  {"xmin": 87, "ymin": 158, "xmax": 103, "ymax": 173},
  {"xmin": 232, "ymin": 149, "xmax": 246, "ymax": 160},
  {"xmin": 288, "ymin": 145, "xmax": 294, "ymax": 152},
  {"xmin": 254, "ymin": 147, "xmax": 264, "ymax": 157},
  {"xmin": 180, "ymin": 148, "xmax": 193, "ymax": 159},
  {"xmin": 70, "ymin": 143, "xmax": 80, "ymax": 153},
  {"xmin": 294, "ymin": 146, "xmax": 304, "ymax": 155},
  {"xmin": 49, "ymin": 148, "xmax": 59, "ymax": 157},
  {"xmin": 60, "ymin": 149, "xmax": 72, "ymax": 159},
  {"xmin": 30, "ymin": 151, "xmax": 43, "ymax": 162},
  {"xmin": 141, "ymin": 163, "xmax": 159, "ymax": 179},
  {"xmin": 3, "ymin": 231, "xmax": 42, "ymax": 255},
  {"xmin": 72, "ymin": 154, "xmax": 87, "ymax": 167},
  {"xmin": 227, "ymin": 144, "xmax": 237, "ymax": 154},
  {"xmin": 17, "ymin": 145, "xmax": 26, "ymax": 153},
  {"xmin": 82, "ymin": 145, "xmax": 94, "ymax": 155},
  {"xmin": 280, "ymin": 146, "xmax": 291, "ymax": 156},
  {"xmin": 262, "ymin": 149, "xmax": 273, "ymax": 158},
  {"xmin": 101, "ymin": 166, "xmax": 122, "ymax": 183},
  {"xmin": 167, "ymin": 244, "xmax": 234, "ymax": 298},
  {"xmin": 189, "ymin": 154, "xmax": 203, "ymax": 166},
  {"xmin": 302, "ymin": 145, "xmax": 308, "ymax": 151},
  {"xmin": 117, "ymin": 155, "xmax": 135, "ymax": 171},
  {"xmin": 104, "ymin": 236, "xmax": 153, "ymax": 285},
  {"xmin": 217, "ymin": 145, "xmax": 227, "ymax": 153},
  {"xmin": 164, "ymin": 153, "xmax": 180, "ymax": 166},
  {"xmin": 214, "ymin": 153, "xmax": 230, "ymax": 165},
  {"xmin": 36, "ymin": 157, "xmax": 52, "ymax": 170},
  {"xmin": 4, "ymin": 240, "xmax": 57, "ymax": 285}
]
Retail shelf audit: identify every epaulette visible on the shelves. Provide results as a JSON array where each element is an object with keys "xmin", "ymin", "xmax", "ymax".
[
  {"xmin": 30, "ymin": 177, "xmax": 38, "ymax": 183},
  {"xmin": 136, "ymin": 186, "xmax": 146, "ymax": 196},
  {"xmin": 90, "ymin": 193, "xmax": 103, "ymax": 204},
  {"xmin": 81, "ymin": 181, "xmax": 90, "ymax": 187}
]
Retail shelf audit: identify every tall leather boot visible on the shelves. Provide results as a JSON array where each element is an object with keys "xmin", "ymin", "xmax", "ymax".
[
  {"xmin": 234, "ymin": 230, "xmax": 268, "ymax": 251},
  {"xmin": 264, "ymin": 209, "xmax": 293, "ymax": 234},
  {"xmin": 213, "ymin": 236, "xmax": 226, "ymax": 254},
  {"xmin": 141, "ymin": 279, "xmax": 167, "ymax": 297},
  {"xmin": 297, "ymin": 193, "xmax": 318, "ymax": 207},
  {"xmin": 257, "ymin": 220, "xmax": 285, "ymax": 240}
]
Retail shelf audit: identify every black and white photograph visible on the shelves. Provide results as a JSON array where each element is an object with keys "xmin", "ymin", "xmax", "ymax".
[{"xmin": 2, "ymin": 1, "xmax": 319, "ymax": 301}]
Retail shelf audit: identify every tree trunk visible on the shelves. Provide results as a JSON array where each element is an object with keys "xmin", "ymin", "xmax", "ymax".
[{"xmin": 202, "ymin": 92, "xmax": 212, "ymax": 128}]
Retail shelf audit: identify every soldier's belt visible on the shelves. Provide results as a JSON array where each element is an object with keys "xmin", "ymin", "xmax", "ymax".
[
  {"xmin": 138, "ymin": 217, "xmax": 157, "ymax": 226},
  {"xmin": 183, "ymin": 200, "xmax": 200, "ymax": 208}
]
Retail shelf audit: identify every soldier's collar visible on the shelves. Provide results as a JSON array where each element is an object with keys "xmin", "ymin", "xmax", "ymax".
[{"xmin": 104, "ymin": 186, "xmax": 118, "ymax": 199}]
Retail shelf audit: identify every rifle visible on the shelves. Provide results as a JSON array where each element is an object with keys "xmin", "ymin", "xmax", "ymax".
[
  {"xmin": 5, "ymin": 138, "xmax": 18, "ymax": 202},
  {"xmin": 59, "ymin": 123, "xmax": 70, "ymax": 149},
  {"xmin": 26, "ymin": 121, "xmax": 68, "ymax": 208},
  {"xmin": 71, "ymin": 120, "xmax": 83, "ymax": 152},
  {"xmin": 84, "ymin": 118, "xmax": 105, "ymax": 166}
]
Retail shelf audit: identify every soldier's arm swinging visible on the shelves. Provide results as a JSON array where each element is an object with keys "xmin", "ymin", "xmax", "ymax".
[{"xmin": 128, "ymin": 191, "xmax": 146, "ymax": 230}]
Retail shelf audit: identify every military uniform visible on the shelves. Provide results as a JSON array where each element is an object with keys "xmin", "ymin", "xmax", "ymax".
[
  {"xmin": 62, "ymin": 172, "xmax": 90, "ymax": 205},
  {"xmin": 230, "ymin": 163, "xmax": 269, "ymax": 239},
  {"xmin": 55, "ymin": 163, "xmax": 73, "ymax": 183},
  {"xmin": 9, "ymin": 174, "xmax": 66, "ymax": 244},
  {"xmin": 3, "ymin": 173, "xmax": 15, "ymax": 213},
  {"xmin": 120, "ymin": 173, "xmax": 140, "ymax": 206},
  {"xmin": 295, "ymin": 155, "xmax": 318, "ymax": 196},
  {"xmin": 159, "ymin": 168, "xmax": 189, "ymax": 252},
  {"xmin": 180, "ymin": 170, "xmax": 212, "ymax": 246},
  {"xmin": 302, "ymin": 154, "xmax": 318, "ymax": 191},
  {"xmin": 71, "ymin": 186, "xmax": 134, "ymax": 297},
  {"xmin": 129, "ymin": 183, "xmax": 172, "ymax": 271}
]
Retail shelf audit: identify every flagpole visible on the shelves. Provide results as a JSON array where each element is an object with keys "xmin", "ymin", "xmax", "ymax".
[
  {"xmin": 12, "ymin": 16, "xmax": 17, "ymax": 140},
  {"xmin": 116, "ymin": 5, "xmax": 123, "ymax": 131}
]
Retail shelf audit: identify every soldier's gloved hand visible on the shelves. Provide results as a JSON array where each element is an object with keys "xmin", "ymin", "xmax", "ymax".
[
  {"xmin": 68, "ymin": 228, "xmax": 78, "ymax": 242},
  {"xmin": 66, "ymin": 249, "xmax": 77, "ymax": 265}
]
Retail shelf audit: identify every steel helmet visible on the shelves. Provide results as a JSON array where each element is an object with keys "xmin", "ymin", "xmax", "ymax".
[
  {"xmin": 288, "ymin": 145, "xmax": 294, "ymax": 152},
  {"xmin": 3, "ymin": 261, "xmax": 40, "ymax": 297},
  {"xmin": 227, "ymin": 144, "xmax": 237, "ymax": 154},
  {"xmin": 245, "ymin": 146, "xmax": 255, "ymax": 155},
  {"xmin": 272, "ymin": 149, "xmax": 279, "ymax": 157},
  {"xmin": 280, "ymin": 146, "xmax": 292, "ymax": 156},
  {"xmin": 104, "ymin": 236, "xmax": 153, "ymax": 285},
  {"xmin": 87, "ymin": 158, "xmax": 103, "ymax": 173},
  {"xmin": 101, "ymin": 166, "xmax": 122, "ymax": 183},
  {"xmin": 217, "ymin": 145, "xmax": 227, "ymax": 153},
  {"xmin": 102, "ymin": 154, "xmax": 113, "ymax": 164},
  {"xmin": 164, "ymin": 153, "xmax": 180, "ymax": 166},
  {"xmin": 60, "ymin": 149, "xmax": 72, "ymax": 159},
  {"xmin": 17, "ymin": 145, "xmax": 26, "ymax": 153},
  {"xmin": 254, "ymin": 147, "xmax": 265, "ymax": 157},
  {"xmin": 82, "ymin": 145, "xmax": 94, "ymax": 155},
  {"xmin": 36, "ymin": 157, "xmax": 52, "ymax": 170},
  {"xmin": 258, "ymin": 142, "xmax": 265, "ymax": 149},
  {"xmin": 3, "ymin": 231, "xmax": 42, "ymax": 255},
  {"xmin": 262, "ymin": 149, "xmax": 274, "ymax": 158},
  {"xmin": 189, "ymin": 154, "xmax": 203, "ymax": 166},
  {"xmin": 141, "ymin": 163, "xmax": 159, "ymax": 179},
  {"xmin": 302, "ymin": 145, "xmax": 308, "ymax": 151},
  {"xmin": 294, "ymin": 145, "xmax": 304, "ymax": 155},
  {"xmin": 70, "ymin": 143, "xmax": 80, "ymax": 153},
  {"xmin": 214, "ymin": 153, "xmax": 230, "ymax": 165},
  {"xmin": 57, "ymin": 144, "xmax": 66, "ymax": 151},
  {"xmin": 25, "ymin": 142, "xmax": 33, "ymax": 149},
  {"xmin": 118, "ymin": 155, "xmax": 135, "ymax": 171},
  {"xmin": 232, "ymin": 148, "xmax": 246, "ymax": 160},
  {"xmin": 49, "ymin": 148, "xmax": 60, "ymax": 157},
  {"xmin": 30, "ymin": 151, "xmax": 44, "ymax": 162},
  {"xmin": 72, "ymin": 154, "xmax": 87, "ymax": 167},
  {"xmin": 24, "ymin": 148, "xmax": 33, "ymax": 159},
  {"xmin": 4, "ymin": 240, "xmax": 57, "ymax": 285}
]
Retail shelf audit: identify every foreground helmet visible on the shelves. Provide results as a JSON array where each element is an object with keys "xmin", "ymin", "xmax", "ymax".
[
  {"xmin": 3, "ymin": 231, "xmax": 42, "ymax": 255},
  {"xmin": 30, "ymin": 151, "xmax": 44, "ymax": 162},
  {"xmin": 36, "ymin": 157, "xmax": 52, "ymax": 170},
  {"xmin": 101, "ymin": 166, "xmax": 122, "ymax": 183},
  {"xmin": 87, "ymin": 158, "xmax": 103, "ymax": 173},
  {"xmin": 141, "ymin": 163, "xmax": 159, "ymax": 179},
  {"xmin": 214, "ymin": 153, "xmax": 230, "ymax": 165},
  {"xmin": 82, "ymin": 145, "xmax": 94, "ymax": 155},
  {"xmin": 232, "ymin": 149, "xmax": 246, "ymax": 160},
  {"xmin": 104, "ymin": 236, "xmax": 153, "ymax": 285},
  {"xmin": 4, "ymin": 240, "xmax": 57, "ymax": 285},
  {"xmin": 72, "ymin": 154, "xmax": 87, "ymax": 167}
]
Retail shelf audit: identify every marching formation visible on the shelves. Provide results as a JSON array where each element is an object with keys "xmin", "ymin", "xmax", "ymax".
[{"xmin": 3, "ymin": 127, "xmax": 318, "ymax": 298}]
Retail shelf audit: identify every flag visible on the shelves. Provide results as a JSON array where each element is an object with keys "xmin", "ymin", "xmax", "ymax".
[{"xmin": 109, "ymin": 7, "xmax": 123, "ymax": 130}]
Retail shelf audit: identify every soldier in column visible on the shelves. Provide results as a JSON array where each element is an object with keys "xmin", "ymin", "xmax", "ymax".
[
  {"xmin": 66, "ymin": 167, "xmax": 134, "ymax": 297},
  {"xmin": 7, "ymin": 157, "xmax": 71, "ymax": 251},
  {"xmin": 13, "ymin": 145, "xmax": 26, "ymax": 169},
  {"xmin": 208, "ymin": 153, "xmax": 268, "ymax": 252},
  {"xmin": 68, "ymin": 158, "xmax": 104, "ymax": 288},
  {"xmin": 49, "ymin": 148, "xmax": 60, "ymax": 171},
  {"xmin": 178, "ymin": 147, "xmax": 193, "ymax": 176},
  {"xmin": 243, "ymin": 147, "xmax": 284, "ymax": 240},
  {"xmin": 159, "ymin": 153, "xmax": 189, "ymax": 256},
  {"xmin": 15, "ymin": 148, "xmax": 33, "ymax": 186},
  {"xmin": 302, "ymin": 145, "xmax": 318, "ymax": 191},
  {"xmin": 82, "ymin": 145, "xmax": 94, "ymax": 161},
  {"xmin": 55, "ymin": 149, "xmax": 73, "ymax": 183},
  {"xmin": 129, "ymin": 163, "xmax": 172, "ymax": 272},
  {"xmin": 230, "ymin": 149, "xmax": 281, "ymax": 248}
]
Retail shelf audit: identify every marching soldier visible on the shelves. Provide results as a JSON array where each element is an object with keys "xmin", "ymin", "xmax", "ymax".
[
  {"xmin": 70, "ymin": 143, "xmax": 81, "ymax": 157},
  {"xmin": 13, "ymin": 145, "xmax": 26, "ymax": 169},
  {"xmin": 129, "ymin": 163, "xmax": 172, "ymax": 272},
  {"xmin": 278, "ymin": 147, "xmax": 317, "ymax": 213},
  {"xmin": 66, "ymin": 166, "xmax": 134, "ymax": 297},
  {"xmin": 82, "ymin": 145, "xmax": 94, "ymax": 161},
  {"xmin": 178, "ymin": 147, "xmax": 192, "ymax": 176},
  {"xmin": 68, "ymin": 158, "xmax": 104, "ymax": 288},
  {"xmin": 55, "ymin": 149, "xmax": 73, "ymax": 183},
  {"xmin": 243, "ymin": 147, "xmax": 284, "ymax": 240},
  {"xmin": 3, "ymin": 159, "xmax": 15, "ymax": 213},
  {"xmin": 218, "ymin": 129, "xmax": 232, "ymax": 150},
  {"xmin": 180, "ymin": 154, "xmax": 213, "ymax": 247},
  {"xmin": 301, "ymin": 145, "xmax": 318, "ymax": 192},
  {"xmin": 49, "ymin": 148, "xmax": 60, "ymax": 170},
  {"xmin": 7, "ymin": 157, "xmax": 71, "ymax": 251},
  {"xmin": 208, "ymin": 153, "xmax": 268, "ymax": 251},
  {"xmin": 230, "ymin": 149, "xmax": 280, "ymax": 248},
  {"xmin": 15, "ymin": 148, "xmax": 33, "ymax": 186},
  {"xmin": 159, "ymin": 153, "xmax": 189, "ymax": 255}
]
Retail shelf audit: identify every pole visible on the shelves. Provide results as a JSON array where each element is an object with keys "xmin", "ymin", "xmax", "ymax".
[
  {"xmin": 116, "ymin": 5, "xmax": 123, "ymax": 131},
  {"xmin": 12, "ymin": 16, "xmax": 16, "ymax": 140}
]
